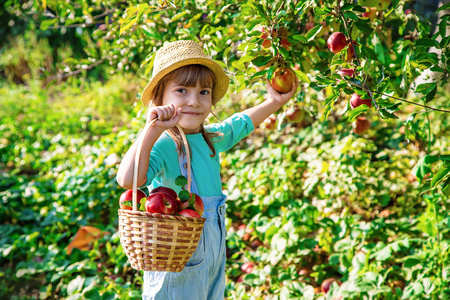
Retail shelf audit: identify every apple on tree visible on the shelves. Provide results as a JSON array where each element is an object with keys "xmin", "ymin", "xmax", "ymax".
[
  {"xmin": 321, "ymin": 278, "xmax": 342, "ymax": 293},
  {"xmin": 362, "ymin": 7, "xmax": 377, "ymax": 20},
  {"xmin": 353, "ymin": 117, "xmax": 371, "ymax": 135},
  {"xmin": 350, "ymin": 93, "xmax": 372, "ymax": 109},
  {"xmin": 327, "ymin": 32, "xmax": 347, "ymax": 53},
  {"xmin": 327, "ymin": 32, "xmax": 355, "ymax": 61},
  {"xmin": 280, "ymin": 38, "xmax": 292, "ymax": 50},
  {"xmin": 241, "ymin": 261, "xmax": 256, "ymax": 274},
  {"xmin": 286, "ymin": 107, "xmax": 304, "ymax": 124},
  {"xmin": 337, "ymin": 68, "xmax": 355, "ymax": 80},
  {"xmin": 263, "ymin": 114, "xmax": 277, "ymax": 130},
  {"xmin": 119, "ymin": 189, "xmax": 147, "ymax": 211}
]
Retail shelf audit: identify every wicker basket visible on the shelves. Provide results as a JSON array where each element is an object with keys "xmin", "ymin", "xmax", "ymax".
[{"xmin": 118, "ymin": 123, "xmax": 206, "ymax": 272}]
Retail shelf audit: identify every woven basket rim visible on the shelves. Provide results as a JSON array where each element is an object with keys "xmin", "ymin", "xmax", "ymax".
[{"xmin": 118, "ymin": 209, "xmax": 206, "ymax": 223}]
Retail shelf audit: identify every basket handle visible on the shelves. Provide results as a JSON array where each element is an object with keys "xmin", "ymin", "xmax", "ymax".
[{"xmin": 132, "ymin": 121, "xmax": 191, "ymax": 211}]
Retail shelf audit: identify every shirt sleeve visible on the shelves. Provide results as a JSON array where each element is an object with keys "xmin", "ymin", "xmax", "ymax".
[{"xmin": 207, "ymin": 112, "xmax": 254, "ymax": 153}]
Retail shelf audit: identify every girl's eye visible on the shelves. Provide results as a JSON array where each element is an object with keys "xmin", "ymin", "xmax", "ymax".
[
  {"xmin": 176, "ymin": 88, "xmax": 187, "ymax": 94},
  {"xmin": 200, "ymin": 90, "xmax": 211, "ymax": 95}
]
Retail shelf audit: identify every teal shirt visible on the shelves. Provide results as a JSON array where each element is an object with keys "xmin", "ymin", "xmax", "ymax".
[{"xmin": 143, "ymin": 113, "xmax": 254, "ymax": 197}]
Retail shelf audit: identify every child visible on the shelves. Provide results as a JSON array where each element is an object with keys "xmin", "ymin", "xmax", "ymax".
[{"xmin": 116, "ymin": 40, "xmax": 298, "ymax": 300}]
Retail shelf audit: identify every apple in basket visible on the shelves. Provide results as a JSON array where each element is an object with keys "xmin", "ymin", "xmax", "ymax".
[
  {"xmin": 145, "ymin": 192, "xmax": 179, "ymax": 215},
  {"xmin": 119, "ymin": 189, "xmax": 147, "ymax": 210},
  {"xmin": 178, "ymin": 209, "xmax": 201, "ymax": 218},
  {"xmin": 178, "ymin": 192, "xmax": 204, "ymax": 217},
  {"xmin": 149, "ymin": 186, "xmax": 178, "ymax": 200}
]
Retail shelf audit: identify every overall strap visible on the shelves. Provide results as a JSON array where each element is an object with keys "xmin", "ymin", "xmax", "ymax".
[{"xmin": 176, "ymin": 141, "xmax": 199, "ymax": 195}]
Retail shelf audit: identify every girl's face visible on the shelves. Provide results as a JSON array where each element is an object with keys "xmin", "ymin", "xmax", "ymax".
[{"xmin": 162, "ymin": 80, "xmax": 213, "ymax": 134}]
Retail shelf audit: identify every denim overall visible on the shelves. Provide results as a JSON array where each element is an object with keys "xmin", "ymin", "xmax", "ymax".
[{"xmin": 142, "ymin": 153, "xmax": 227, "ymax": 300}]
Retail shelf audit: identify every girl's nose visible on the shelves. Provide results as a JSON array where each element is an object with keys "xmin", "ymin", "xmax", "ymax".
[{"xmin": 186, "ymin": 93, "xmax": 200, "ymax": 107}]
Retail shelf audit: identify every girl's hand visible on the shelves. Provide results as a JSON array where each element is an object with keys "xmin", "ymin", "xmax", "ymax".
[
  {"xmin": 147, "ymin": 104, "xmax": 182, "ymax": 130},
  {"xmin": 266, "ymin": 78, "xmax": 299, "ymax": 107}
]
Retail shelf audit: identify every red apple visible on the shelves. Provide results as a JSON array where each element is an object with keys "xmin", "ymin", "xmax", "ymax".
[
  {"xmin": 261, "ymin": 38, "xmax": 272, "ymax": 49},
  {"xmin": 178, "ymin": 209, "xmax": 201, "ymax": 218},
  {"xmin": 362, "ymin": 7, "xmax": 377, "ymax": 20},
  {"xmin": 178, "ymin": 192, "xmax": 204, "ymax": 216},
  {"xmin": 353, "ymin": 117, "xmax": 370, "ymax": 135},
  {"xmin": 119, "ymin": 189, "xmax": 147, "ymax": 210},
  {"xmin": 149, "ymin": 186, "xmax": 177, "ymax": 200},
  {"xmin": 345, "ymin": 42, "xmax": 355, "ymax": 61},
  {"xmin": 404, "ymin": 8, "xmax": 411, "ymax": 15},
  {"xmin": 337, "ymin": 68, "xmax": 355, "ymax": 79},
  {"xmin": 191, "ymin": 193, "xmax": 204, "ymax": 216},
  {"xmin": 350, "ymin": 93, "xmax": 372, "ymax": 109},
  {"xmin": 321, "ymin": 278, "xmax": 342, "ymax": 293},
  {"xmin": 280, "ymin": 38, "xmax": 292, "ymax": 50},
  {"xmin": 286, "ymin": 107, "xmax": 304, "ymax": 124},
  {"xmin": 271, "ymin": 67, "xmax": 296, "ymax": 93},
  {"xmin": 241, "ymin": 262, "xmax": 256, "ymax": 274},
  {"xmin": 145, "ymin": 192, "xmax": 179, "ymax": 215},
  {"xmin": 327, "ymin": 32, "xmax": 347, "ymax": 54},
  {"xmin": 264, "ymin": 114, "xmax": 277, "ymax": 130}
]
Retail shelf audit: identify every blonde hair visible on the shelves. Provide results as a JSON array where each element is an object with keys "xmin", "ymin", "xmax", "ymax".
[{"xmin": 149, "ymin": 64, "xmax": 222, "ymax": 157}]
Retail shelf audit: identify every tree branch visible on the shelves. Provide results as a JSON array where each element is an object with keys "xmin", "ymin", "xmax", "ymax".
[{"xmin": 347, "ymin": 81, "xmax": 450, "ymax": 113}]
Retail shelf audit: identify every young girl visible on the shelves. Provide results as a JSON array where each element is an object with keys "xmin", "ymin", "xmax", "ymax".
[{"xmin": 116, "ymin": 40, "xmax": 298, "ymax": 300}]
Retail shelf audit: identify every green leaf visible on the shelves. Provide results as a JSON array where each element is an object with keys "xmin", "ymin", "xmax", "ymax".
[
  {"xmin": 437, "ymin": 3, "xmax": 450, "ymax": 11},
  {"xmin": 373, "ymin": 35, "xmax": 385, "ymax": 64},
  {"xmin": 412, "ymin": 155, "xmax": 440, "ymax": 182},
  {"xmin": 40, "ymin": 19, "xmax": 58, "ymax": 31},
  {"xmin": 139, "ymin": 199, "xmax": 146, "ymax": 211},
  {"xmin": 252, "ymin": 55, "xmax": 273, "ymax": 67},
  {"xmin": 430, "ymin": 165, "xmax": 450, "ymax": 188},
  {"xmin": 379, "ymin": 107, "xmax": 399, "ymax": 119},
  {"xmin": 279, "ymin": 46, "xmax": 289, "ymax": 59},
  {"xmin": 175, "ymin": 175, "xmax": 188, "ymax": 187},
  {"xmin": 343, "ymin": 11, "xmax": 359, "ymax": 20},
  {"xmin": 120, "ymin": 17, "xmax": 137, "ymax": 35},
  {"xmin": 425, "ymin": 84, "xmax": 437, "ymax": 103},
  {"xmin": 179, "ymin": 190, "xmax": 190, "ymax": 202},
  {"xmin": 354, "ymin": 21, "xmax": 374, "ymax": 34},
  {"xmin": 415, "ymin": 38, "xmax": 439, "ymax": 47},
  {"xmin": 415, "ymin": 82, "xmax": 437, "ymax": 94},
  {"xmin": 304, "ymin": 25, "xmax": 322, "ymax": 41},
  {"xmin": 293, "ymin": 69, "xmax": 310, "ymax": 84},
  {"xmin": 348, "ymin": 105, "xmax": 369, "ymax": 122},
  {"xmin": 188, "ymin": 193, "xmax": 196, "ymax": 206},
  {"xmin": 439, "ymin": 16, "xmax": 449, "ymax": 38}
]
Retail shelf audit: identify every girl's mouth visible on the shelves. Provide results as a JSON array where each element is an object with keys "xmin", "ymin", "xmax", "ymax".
[{"xmin": 183, "ymin": 112, "xmax": 202, "ymax": 117}]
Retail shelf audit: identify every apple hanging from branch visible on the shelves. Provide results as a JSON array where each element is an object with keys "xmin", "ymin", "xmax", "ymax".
[{"xmin": 350, "ymin": 93, "xmax": 372, "ymax": 109}]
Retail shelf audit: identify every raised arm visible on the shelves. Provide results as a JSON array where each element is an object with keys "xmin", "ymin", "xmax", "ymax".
[
  {"xmin": 116, "ymin": 104, "xmax": 181, "ymax": 189},
  {"xmin": 243, "ymin": 80, "xmax": 299, "ymax": 128}
]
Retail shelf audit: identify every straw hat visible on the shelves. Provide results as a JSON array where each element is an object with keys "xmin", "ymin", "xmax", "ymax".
[{"xmin": 141, "ymin": 40, "xmax": 229, "ymax": 106}]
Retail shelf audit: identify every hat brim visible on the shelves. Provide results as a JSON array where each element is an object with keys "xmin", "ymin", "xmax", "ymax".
[{"xmin": 141, "ymin": 58, "xmax": 229, "ymax": 107}]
